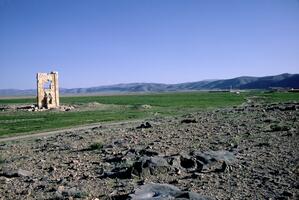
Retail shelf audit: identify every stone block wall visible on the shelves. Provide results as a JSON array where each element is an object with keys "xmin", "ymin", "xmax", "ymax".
[{"xmin": 36, "ymin": 71, "xmax": 59, "ymax": 109}]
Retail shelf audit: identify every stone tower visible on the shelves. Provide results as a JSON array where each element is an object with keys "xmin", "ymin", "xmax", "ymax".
[{"xmin": 36, "ymin": 71, "xmax": 59, "ymax": 109}]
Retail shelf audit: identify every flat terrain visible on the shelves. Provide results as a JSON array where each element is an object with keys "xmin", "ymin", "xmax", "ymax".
[
  {"xmin": 1, "ymin": 92, "xmax": 298, "ymax": 137},
  {"xmin": 0, "ymin": 97, "xmax": 298, "ymax": 199}
]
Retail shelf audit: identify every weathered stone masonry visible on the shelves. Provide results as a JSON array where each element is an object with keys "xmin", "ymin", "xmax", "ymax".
[{"xmin": 36, "ymin": 71, "xmax": 59, "ymax": 109}]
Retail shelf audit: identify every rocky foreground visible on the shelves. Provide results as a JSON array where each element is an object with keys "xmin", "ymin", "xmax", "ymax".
[{"xmin": 0, "ymin": 102, "xmax": 298, "ymax": 200}]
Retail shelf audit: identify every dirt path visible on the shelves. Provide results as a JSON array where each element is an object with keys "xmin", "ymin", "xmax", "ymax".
[{"xmin": 0, "ymin": 119, "xmax": 143, "ymax": 142}]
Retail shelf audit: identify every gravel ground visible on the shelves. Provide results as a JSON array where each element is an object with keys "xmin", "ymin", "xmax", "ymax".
[{"xmin": 0, "ymin": 102, "xmax": 298, "ymax": 200}]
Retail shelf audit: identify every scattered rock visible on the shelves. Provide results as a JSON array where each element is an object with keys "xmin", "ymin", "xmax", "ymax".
[
  {"xmin": 133, "ymin": 156, "xmax": 171, "ymax": 177},
  {"xmin": 137, "ymin": 122, "xmax": 152, "ymax": 129},
  {"xmin": 0, "ymin": 169, "xmax": 32, "ymax": 178},
  {"xmin": 55, "ymin": 186, "xmax": 88, "ymax": 198},
  {"xmin": 181, "ymin": 119, "xmax": 197, "ymax": 124},
  {"xmin": 141, "ymin": 104, "xmax": 152, "ymax": 109},
  {"xmin": 266, "ymin": 123, "xmax": 290, "ymax": 132},
  {"xmin": 0, "ymin": 102, "xmax": 298, "ymax": 199},
  {"xmin": 103, "ymin": 167, "xmax": 133, "ymax": 179},
  {"xmin": 139, "ymin": 149, "xmax": 159, "ymax": 156},
  {"xmin": 180, "ymin": 154, "xmax": 197, "ymax": 169},
  {"xmin": 191, "ymin": 150, "xmax": 234, "ymax": 173}
]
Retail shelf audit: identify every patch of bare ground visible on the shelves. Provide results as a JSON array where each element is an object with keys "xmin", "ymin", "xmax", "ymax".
[{"xmin": 0, "ymin": 102, "xmax": 298, "ymax": 199}]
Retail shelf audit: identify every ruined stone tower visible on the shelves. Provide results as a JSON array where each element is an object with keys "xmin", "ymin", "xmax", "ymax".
[{"xmin": 36, "ymin": 71, "xmax": 59, "ymax": 109}]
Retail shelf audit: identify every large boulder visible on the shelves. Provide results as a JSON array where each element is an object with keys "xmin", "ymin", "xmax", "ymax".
[
  {"xmin": 191, "ymin": 150, "xmax": 235, "ymax": 172},
  {"xmin": 130, "ymin": 183, "xmax": 210, "ymax": 200},
  {"xmin": 132, "ymin": 156, "xmax": 171, "ymax": 177}
]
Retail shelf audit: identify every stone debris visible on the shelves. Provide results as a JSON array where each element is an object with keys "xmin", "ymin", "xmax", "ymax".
[
  {"xmin": 137, "ymin": 122, "xmax": 152, "ymax": 129},
  {"xmin": 0, "ymin": 104, "xmax": 74, "ymax": 112},
  {"xmin": 191, "ymin": 150, "xmax": 235, "ymax": 172},
  {"xmin": 0, "ymin": 102, "xmax": 298, "ymax": 199},
  {"xmin": 0, "ymin": 169, "xmax": 32, "ymax": 178},
  {"xmin": 181, "ymin": 119, "xmax": 197, "ymax": 124},
  {"xmin": 132, "ymin": 156, "xmax": 172, "ymax": 177},
  {"xmin": 102, "ymin": 149, "xmax": 234, "ymax": 179},
  {"xmin": 141, "ymin": 104, "xmax": 152, "ymax": 109}
]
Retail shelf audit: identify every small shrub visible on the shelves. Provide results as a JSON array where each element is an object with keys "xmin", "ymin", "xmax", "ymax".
[
  {"xmin": 89, "ymin": 141, "xmax": 103, "ymax": 150},
  {"xmin": 73, "ymin": 190, "xmax": 88, "ymax": 198},
  {"xmin": 270, "ymin": 124, "xmax": 290, "ymax": 132}
]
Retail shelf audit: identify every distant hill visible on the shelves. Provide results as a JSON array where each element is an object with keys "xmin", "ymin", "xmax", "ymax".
[{"xmin": 1, "ymin": 73, "xmax": 298, "ymax": 96}]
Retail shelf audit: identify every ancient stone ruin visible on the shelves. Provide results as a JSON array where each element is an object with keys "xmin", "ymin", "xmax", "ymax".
[{"xmin": 36, "ymin": 71, "xmax": 59, "ymax": 109}]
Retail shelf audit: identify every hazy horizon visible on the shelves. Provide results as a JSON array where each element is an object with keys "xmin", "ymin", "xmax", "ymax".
[
  {"xmin": 1, "ymin": 0, "xmax": 299, "ymax": 89},
  {"xmin": 0, "ymin": 72, "xmax": 298, "ymax": 90}
]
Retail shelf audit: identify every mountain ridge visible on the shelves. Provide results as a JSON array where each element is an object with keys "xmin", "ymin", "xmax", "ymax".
[{"xmin": 1, "ymin": 73, "xmax": 298, "ymax": 96}]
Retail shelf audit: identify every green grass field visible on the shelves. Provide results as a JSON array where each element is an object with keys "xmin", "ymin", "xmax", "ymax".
[{"xmin": 0, "ymin": 92, "xmax": 298, "ymax": 137}]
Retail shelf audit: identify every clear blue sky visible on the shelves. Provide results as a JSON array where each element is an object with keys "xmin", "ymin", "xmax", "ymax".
[{"xmin": 0, "ymin": 0, "xmax": 298, "ymax": 89}]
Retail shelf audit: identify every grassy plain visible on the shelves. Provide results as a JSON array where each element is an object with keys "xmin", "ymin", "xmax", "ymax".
[{"xmin": 0, "ymin": 91, "xmax": 298, "ymax": 137}]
